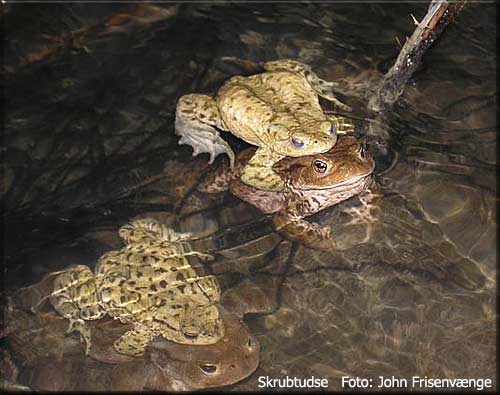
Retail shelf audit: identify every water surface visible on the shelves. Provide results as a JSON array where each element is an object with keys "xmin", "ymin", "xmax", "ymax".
[{"xmin": 2, "ymin": 2, "xmax": 496, "ymax": 391}]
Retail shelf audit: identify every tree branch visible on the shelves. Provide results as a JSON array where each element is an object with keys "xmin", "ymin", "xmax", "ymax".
[{"xmin": 368, "ymin": 0, "xmax": 467, "ymax": 113}]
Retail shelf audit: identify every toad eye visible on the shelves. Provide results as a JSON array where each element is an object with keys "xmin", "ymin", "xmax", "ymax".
[
  {"xmin": 291, "ymin": 137, "xmax": 306, "ymax": 149},
  {"xmin": 329, "ymin": 123, "xmax": 336, "ymax": 136},
  {"xmin": 183, "ymin": 327, "xmax": 200, "ymax": 339},
  {"xmin": 313, "ymin": 159, "xmax": 328, "ymax": 174},
  {"xmin": 198, "ymin": 361, "xmax": 219, "ymax": 375}
]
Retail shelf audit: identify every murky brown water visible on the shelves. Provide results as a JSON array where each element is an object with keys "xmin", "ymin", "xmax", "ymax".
[{"xmin": 2, "ymin": 2, "xmax": 496, "ymax": 392}]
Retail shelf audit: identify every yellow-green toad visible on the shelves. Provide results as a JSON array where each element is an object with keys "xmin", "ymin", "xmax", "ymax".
[
  {"xmin": 175, "ymin": 59, "xmax": 353, "ymax": 192},
  {"xmin": 50, "ymin": 218, "xmax": 224, "ymax": 357}
]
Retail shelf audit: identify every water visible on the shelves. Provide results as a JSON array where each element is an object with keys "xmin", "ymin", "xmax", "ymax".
[{"xmin": 2, "ymin": 2, "xmax": 496, "ymax": 391}]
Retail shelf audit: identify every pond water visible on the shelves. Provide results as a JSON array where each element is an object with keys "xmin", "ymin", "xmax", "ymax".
[{"xmin": 2, "ymin": 2, "xmax": 496, "ymax": 392}]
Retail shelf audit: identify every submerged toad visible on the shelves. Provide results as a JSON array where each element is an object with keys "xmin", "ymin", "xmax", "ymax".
[
  {"xmin": 175, "ymin": 59, "xmax": 353, "ymax": 192},
  {"xmin": 197, "ymin": 136, "xmax": 375, "ymax": 250},
  {"xmin": 49, "ymin": 218, "xmax": 224, "ymax": 357},
  {"xmin": 3, "ymin": 278, "xmax": 260, "ymax": 391}
]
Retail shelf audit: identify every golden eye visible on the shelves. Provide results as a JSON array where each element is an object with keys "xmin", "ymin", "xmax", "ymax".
[{"xmin": 313, "ymin": 159, "xmax": 328, "ymax": 174}]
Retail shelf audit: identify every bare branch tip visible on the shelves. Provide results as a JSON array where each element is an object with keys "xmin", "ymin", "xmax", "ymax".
[{"xmin": 410, "ymin": 13, "xmax": 420, "ymax": 26}]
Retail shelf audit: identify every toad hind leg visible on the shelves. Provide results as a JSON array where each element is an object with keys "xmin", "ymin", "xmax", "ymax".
[
  {"xmin": 50, "ymin": 265, "xmax": 106, "ymax": 355},
  {"xmin": 264, "ymin": 59, "xmax": 351, "ymax": 111},
  {"xmin": 114, "ymin": 324, "xmax": 158, "ymax": 357},
  {"xmin": 240, "ymin": 147, "xmax": 285, "ymax": 192},
  {"xmin": 273, "ymin": 211, "xmax": 335, "ymax": 251},
  {"xmin": 175, "ymin": 94, "xmax": 235, "ymax": 167},
  {"xmin": 119, "ymin": 218, "xmax": 194, "ymax": 244},
  {"xmin": 119, "ymin": 219, "xmax": 214, "ymax": 261}
]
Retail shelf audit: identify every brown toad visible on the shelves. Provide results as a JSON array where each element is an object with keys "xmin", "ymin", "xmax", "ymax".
[{"xmin": 197, "ymin": 136, "xmax": 375, "ymax": 250}]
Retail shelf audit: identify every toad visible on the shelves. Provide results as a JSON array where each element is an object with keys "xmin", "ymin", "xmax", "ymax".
[
  {"xmin": 196, "ymin": 136, "xmax": 375, "ymax": 250},
  {"xmin": 48, "ymin": 218, "xmax": 224, "ymax": 357},
  {"xmin": 175, "ymin": 59, "xmax": 353, "ymax": 192}
]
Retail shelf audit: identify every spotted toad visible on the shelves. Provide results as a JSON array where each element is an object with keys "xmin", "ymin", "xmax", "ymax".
[{"xmin": 49, "ymin": 218, "xmax": 224, "ymax": 357}]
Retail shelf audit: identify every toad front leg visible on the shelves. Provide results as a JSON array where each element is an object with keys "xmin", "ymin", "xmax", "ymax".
[
  {"xmin": 114, "ymin": 323, "xmax": 158, "ymax": 357},
  {"xmin": 240, "ymin": 147, "xmax": 285, "ymax": 192},
  {"xmin": 179, "ymin": 304, "xmax": 225, "ymax": 344},
  {"xmin": 272, "ymin": 211, "xmax": 336, "ymax": 251},
  {"xmin": 175, "ymin": 94, "xmax": 235, "ymax": 167}
]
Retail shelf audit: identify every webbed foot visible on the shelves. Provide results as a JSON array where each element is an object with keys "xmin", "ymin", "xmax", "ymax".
[
  {"xmin": 175, "ymin": 94, "xmax": 235, "ymax": 167},
  {"xmin": 273, "ymin": 213, "xmax": 336, "ymax": 251}
]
